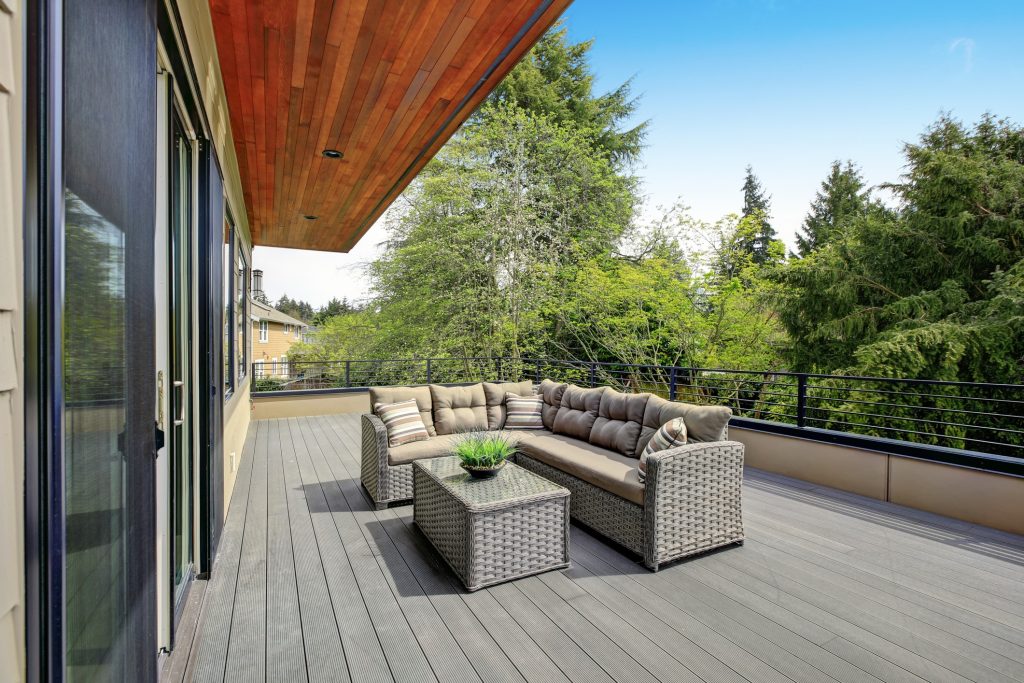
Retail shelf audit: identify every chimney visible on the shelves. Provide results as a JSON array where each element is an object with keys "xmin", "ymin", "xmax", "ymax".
[{"xmin": 252, "ymin": 269, "xmax": 264, "ymax": 299}]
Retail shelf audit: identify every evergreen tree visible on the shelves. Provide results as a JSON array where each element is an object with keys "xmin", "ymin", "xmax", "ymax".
[
  {"xmin": 314, "ymin": 297, "xmax": 354, "ymax": 325},
  {"xmin": 796, "ymin": 161, "xmax": 868, "ymax": 256},
  {"xmin": 775, "ymin": 114, "xmax": 1024, "ymax": 382},
  {"xmin": 738, "ymin": 166, "xmax": 778, "ymax": 265},
  {"xmin": 489, "ymin": 22, "xmax": 647, "ymax": 168}
]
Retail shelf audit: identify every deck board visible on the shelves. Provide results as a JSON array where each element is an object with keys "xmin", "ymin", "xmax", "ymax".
[{"xmin": 180, "ymin": 414, "xmax": 1024, "ymax": 683}]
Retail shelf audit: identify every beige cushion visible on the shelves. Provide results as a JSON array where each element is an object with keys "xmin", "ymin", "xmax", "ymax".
[
  {"xmin": 538, "ymin": 379, "xmax": 567, "ymax": 430},
  {"xmin": 634, "ymin": 395, "xmax": 732, "ymax": 457},
  {"xmin": 374, "ymin": 399, "xmax": 430, "ymax": 448},
  {"xmin": 482, "ymin": 380, "xmax": 535, "ymax": 429},
  {"xmin": 518, "ymin": 433, "xmax": 645, "ymax": 505},
  {"xmin": 639, "ymin": 417, "xmax": 687, "ymax": 480},
  {"xmin": 388, "ymin": 433, "xmax": 460, "ymax": 465},
  {"xmin": 388, "ymin": 430, "xmax": 542, "ymax": 465},
  {"xmin": 552, "ymin": 384, "xmax": 606, "ymax": 441},
  {"xmin": 370, "ymin": 385, "xmax": 436, "ymax": 436},
  {"xmin": 588, "ymin": 389, "xmax": 650, "ymax": 457},
  {"xmin": 429, "ymin": 383, "xmax": 488, "ymax": 435},
  {"xmin": 504, "ymin": 393, "xmax": 545, "ymax": 429}
]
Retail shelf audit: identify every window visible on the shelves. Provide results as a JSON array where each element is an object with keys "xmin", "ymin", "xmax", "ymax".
[
  {"xmin": 236, "ymin": 245, "xmax": 248, "ymax": 382},
  {"xmin": 254, "ymin": 360, "xmax": 264, "ymax": 378},
  {"xmin": 223, "ymin": 215, "xmax": 234, "ymax": 397},
  {"xmin": 280, "ymin": 355, "xmax": 289, "ymax": 378},
  {"xmin": 294, "ymin": 325, "xmax": 300, "ymax": 337},
  {"xmin": 284, "ymin": 324, "xmax": 290, "ymax": 335},
  {"xmin": 259, "ymin": 320, "xmax": 268, "ymax": 342}
]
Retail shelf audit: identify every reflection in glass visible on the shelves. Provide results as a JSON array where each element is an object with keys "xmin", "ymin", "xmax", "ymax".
[
  {"xmin": 63, "ymin": 190, "xmax": 128, "ymax": 681},
  {"xmin": 223, "ymin": 220, "xmax": 233, "ymax": 395},
  {"xmin": 236, "ymin": 247, "xmax": 247, "ymax": 383}
]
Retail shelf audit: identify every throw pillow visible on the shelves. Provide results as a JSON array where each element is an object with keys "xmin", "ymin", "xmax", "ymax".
[
  {"xmin": 639, "ymin": 417, "xmax": 687, "ymax": 480},
  {"xmin": 504, "ymin": 392, "xmax": 545, "ymax": 429},
  {"xmin": 374, "ymin": 399, "xmax": 430, "ymax": 447}
]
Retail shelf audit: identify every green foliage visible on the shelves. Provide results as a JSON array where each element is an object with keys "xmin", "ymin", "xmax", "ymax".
[
  {"xmin": 451, "ymin": 432, "xmax": 518, "ymax": 468},
  {"xmin": 735, "ymin": 166, "xmax": 780, "ymax": 267},
  {"xmin": 274, "ymin": 294, "xmax": 315, "ymax": 323},
  {"xmin": 774, "ymin": 114, "xmax": 1024, "ymax": 384},
  {"xmin": 795, "ymin": 160, "xmax": 870, "ymax": 256},
  {"xmin": 489, "ymin": 22, "xmax": 647, "ymax": 167}
]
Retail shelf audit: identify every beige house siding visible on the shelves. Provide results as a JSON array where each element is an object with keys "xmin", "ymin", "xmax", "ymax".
[
  {"xmin": 175, "ymin": 0, "xmax": 252, "ymax": 511},
  {"xmin": 0, "ymin": 0, "xmax": 24, "ymax": 680},
  {"xmin": 252, "ymin": 319, "xmax": 305, "ymax": 369}
]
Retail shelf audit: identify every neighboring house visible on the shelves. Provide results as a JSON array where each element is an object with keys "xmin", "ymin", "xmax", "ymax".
[{"xmin": 250, "ymin": 299, "xmax": 308, "ymax": 378}]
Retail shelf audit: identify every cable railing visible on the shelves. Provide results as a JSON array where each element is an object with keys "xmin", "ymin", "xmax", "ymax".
[{"xmin": 251, "ymin": 356, "xmax": 1024, "ymax": 467}]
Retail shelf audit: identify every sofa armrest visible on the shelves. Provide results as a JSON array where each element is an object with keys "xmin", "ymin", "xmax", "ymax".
[
  {"xmin": 361, "ymin": 413, "xmax": 390, "ymax": 501},
  {"xmin": 642, "ymin": 440, "xmax": 745, "ymax": 566}
]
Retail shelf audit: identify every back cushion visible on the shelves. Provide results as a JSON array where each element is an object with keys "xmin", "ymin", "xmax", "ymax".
[
  {"xmin": 482, "ymin": 380, "xmax": 535, "ymax": 430},
  {"xmin": 634, "ymin": 395, "xmax": 732, "ymax": 457},
  {"xmin": 552, "ymin": 384, "xmax": 606, "ymax": 441},
  {"xmin": 370, "ymin": 385, "xmax": 436, "ymax": 436},
  {"xmin": 588, "ymin": 389, "xmax": 651, "ymax": 457},
  {"xmin": 430, "ymin": 383, "xmax": 489, "ymax": 435},
  {"xmin": 538, "ymin": 379, "xmax": 567, "ymax": 430}
]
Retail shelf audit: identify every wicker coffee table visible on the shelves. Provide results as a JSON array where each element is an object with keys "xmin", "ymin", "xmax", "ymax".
[{"xmin": 412, "ymin": 456, "xmax": 570, "ymax": 591}]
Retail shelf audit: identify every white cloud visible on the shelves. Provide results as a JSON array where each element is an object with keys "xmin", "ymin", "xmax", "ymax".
[{"xmin": 949, "ymin": 37, "xmax": 975, "ymax": 72}]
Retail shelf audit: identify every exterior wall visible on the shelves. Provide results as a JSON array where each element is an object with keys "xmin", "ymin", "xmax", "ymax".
[
  {"xmin": 252, "ymin": 390, "xmax": 370, "ymax": 420},
  {"xmin": 732, "ymin": 428, "xmax": 889, "ymax": 500},
  {"xmin": 0, "ymin": 0, "xmax": 23, "ymax": 680},
  {"xmin": 175, "ymin": 0, "xmax": 253, "ymax": 510},
  {"xmin": 251, "ymin": 319, "xmax": 305, "ymax": 367},
  {"xmin": 222, "ymin": 379, "xmax": 251, "ymax": 506},
  {"xmin": 732, "ymin": 426, "xmax": 1024, "ymax": 536}
]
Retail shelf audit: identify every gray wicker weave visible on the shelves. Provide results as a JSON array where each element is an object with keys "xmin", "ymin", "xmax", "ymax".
[
  {"xmin": 362, "ymin": 409, "xmax": 745, "ymax": 571},
  {"xmin": 516, "ymin": 440, "xmax": 744, "ymax": 570},
  {"xmin": 412, "ymin": 456, "xmax": 570, "ymax": 591}
]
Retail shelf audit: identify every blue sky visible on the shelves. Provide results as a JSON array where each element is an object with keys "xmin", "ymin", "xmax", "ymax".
[{"xmin": 255, "ymin": 0, "xmax": 1024, "ymax": 306}]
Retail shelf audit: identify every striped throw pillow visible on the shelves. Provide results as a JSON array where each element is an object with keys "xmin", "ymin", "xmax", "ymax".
[
  {"xmin": 639, "ymin": 417, "xmax": 687, "ymax": 480},
  {"xmin": 503, "ymin": 392, "xmax": 545, "ymax": 429},
  {"xmin": 374, "ymin": 399, "xmax": 430, "ymax": 447}
]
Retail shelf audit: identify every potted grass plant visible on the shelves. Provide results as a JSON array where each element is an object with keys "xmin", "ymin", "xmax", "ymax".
[{"xmin": 452, "ymin": 432, "xmax": 517, "ymax": 479}]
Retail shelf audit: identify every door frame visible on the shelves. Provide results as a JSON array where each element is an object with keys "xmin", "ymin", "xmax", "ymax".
[{"xmin": 24, "ymin": 0, "xmax": 159, "ymax": 679}]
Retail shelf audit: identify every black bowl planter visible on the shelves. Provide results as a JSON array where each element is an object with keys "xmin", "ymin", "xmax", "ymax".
[{"xmin": 461, "ymin": 461, "xmax": 506, "ymax": 479}]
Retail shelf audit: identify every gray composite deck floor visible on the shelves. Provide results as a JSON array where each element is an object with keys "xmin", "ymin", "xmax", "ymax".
[{"xmin": 180, "ymin": 413, "xmax": 1024, "ymax": 683}]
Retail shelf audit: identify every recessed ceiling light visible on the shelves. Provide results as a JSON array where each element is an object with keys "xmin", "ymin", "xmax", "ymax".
[
  {"xmin": 322, "ymin": 149, "xmax": 344, "ymax": 159},
  {"xmin": 303, "ymin": 215, "xmax": 318, "ymax": 220}
]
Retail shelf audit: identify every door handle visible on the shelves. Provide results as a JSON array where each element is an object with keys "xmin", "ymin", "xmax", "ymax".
[{"xmin": 173, "ymin": 380, "xmax": 184, "ymax": 426}]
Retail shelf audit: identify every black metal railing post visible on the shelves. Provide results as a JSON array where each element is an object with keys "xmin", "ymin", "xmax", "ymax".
[
  {"xmin": 425, "ymin": 358, "xmax": 433, "ymax": 384},
  {"xmin": 535, "ymin": 360, "xmax": 542, "ymax": 383},
  {"xmin": 669, "ymin": 366, "xmax": 678, "ymax": 401},
  {"xmin": 496, "ymin": 356, "xmax": 502, "ymax": 382},
  {"xmin": 796, "ymin": 373, "xmax": 807, "ymax": 428},
  {"xmin": 589, "ymin": 362, "xmax": 597, "ymax": 388},
  {"xmin": 344, "ymin": 361, "xmax": 351, "ymax": 388}
]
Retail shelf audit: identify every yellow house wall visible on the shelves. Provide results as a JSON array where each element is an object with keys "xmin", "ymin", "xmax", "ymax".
[
  {"xmin": 252, "ymin": 320, "xmax": 306, "ymax": 364},
  {"xmin": 0, "ymin": 0, "xmax": 24, "ymax": 679}
]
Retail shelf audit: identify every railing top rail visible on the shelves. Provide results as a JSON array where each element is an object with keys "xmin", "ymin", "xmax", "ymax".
[{"xmin": 275, "ymin": 356, "xmax": 1024, "ymax": 391}]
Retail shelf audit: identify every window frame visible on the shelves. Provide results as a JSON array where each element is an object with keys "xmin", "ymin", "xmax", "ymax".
[
  {"xmin": 258, "ymin": 320, "xmax": 268, "ymax": 343},
  {"xmin": 235, "ymin": 243, "xmax": 249, "ymax": 384},
  {"xmin": 223, "ymin": 213, "xmax": 235, "ymax": 399}
]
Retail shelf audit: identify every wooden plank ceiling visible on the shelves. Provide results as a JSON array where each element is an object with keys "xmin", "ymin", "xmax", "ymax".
[{"xmin": 210, "ymin": 0, "xmax": 573, "ymax": 252}]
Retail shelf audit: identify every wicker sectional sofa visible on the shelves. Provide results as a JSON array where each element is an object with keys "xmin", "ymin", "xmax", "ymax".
[{"xmin": 361, "ymin": 379, "xmax": 745, "ymax": 570}]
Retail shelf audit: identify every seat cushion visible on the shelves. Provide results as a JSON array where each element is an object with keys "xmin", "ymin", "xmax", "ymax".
[
  {"xmin": 538, "ymin": 379, "xmax": 567, "ymax": 430},
  {"xmin": 388, "ymin": 433, "xmax": 460, "ymax": 465},
  {"xmin": 635, "ymin": 395, "xmax": 732, "ymax": 457},
  {"xmin": 429, "ymin": 383, "xmax": 489, "ymax": 435},
  {"xmin": 518, "ymin": 433, "xmax": 645, "ymax": 505},
  {"xmin": 388, "ymin": 430, "xmax": 541, "ymax": 465},
  {"xmin": 374, "ymin": 399, "xmax": 430, "ymax": 448},
  {"xmin": 482, "ymin": 380, "xmax": 535, "ymax": 429},
  {"xmin": 552, "ymin": 384, "xmax": 606, "ymax": 441},
  {"xmin": 588, "ymin": 389, "xmax": 650, "ymax": 457},
  {"xmin": 370, "ymin": 385, "xmax": 436, "ymax": 436}
]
